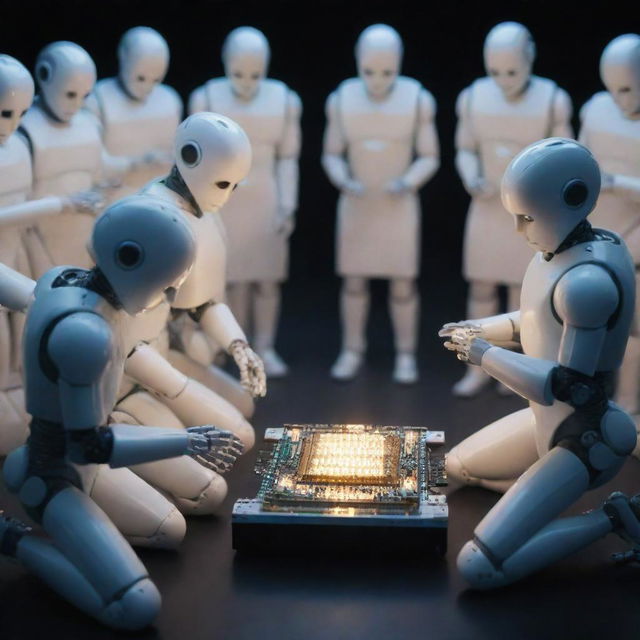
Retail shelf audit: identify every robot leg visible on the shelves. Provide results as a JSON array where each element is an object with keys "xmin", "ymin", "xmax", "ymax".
[
  {"xmin": 446, "ymin": 407, "xmax": 538, "ymax": 493},
  {"xmin": 389, "ymin": 278, "xmax": 419, "ymax": 385},
  {"xmin": 253, "ymin": 280, "xmax": 288, "ymax": 378},
  {"xmin": 331, "ymin": 277, "xmax": 369, "ymax": 381},
  {"xmin": 115, "ymin": 391, "xmax": 228, "ymax": 515},
  {"xmin": 453, "ymin": 281, "xmax": 498, "ymax": 397},
  {"xmin": 168, "ymin": 348, "xmax": 255, "ymax": 419},
  {"xmin": 457, "ymin": 446, "xmax": 592, "ymax": 589}
]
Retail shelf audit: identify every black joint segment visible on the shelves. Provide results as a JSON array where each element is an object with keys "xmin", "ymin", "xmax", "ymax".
[
  {"xmin": 69, "ymin": 427, "xmax": 114, "ymax": 464},
  {"xmin": 188, "ymin": 300, "xmax": 215, "ymax": 323}
]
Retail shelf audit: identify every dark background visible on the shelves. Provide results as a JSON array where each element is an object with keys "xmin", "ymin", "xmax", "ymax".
[{"xmin": 2, "ymin": 1, "xmax": 640, "ymax": 639}]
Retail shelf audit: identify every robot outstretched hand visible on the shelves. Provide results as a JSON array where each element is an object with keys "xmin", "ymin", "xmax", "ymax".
[
  {"xmin": 64, "ymin": 190, "xmax": 105, "ymax": 216},
  {"xmin": 439, "ymin": 322, "xmax": 492, "ymax": 366},
  {"xmin": 186, "ymin": 425, "xmax": 244, "ymax": 474},
  {"xmin": 229, "ymin": 339, "xmax": 267, "ymax": 397}
]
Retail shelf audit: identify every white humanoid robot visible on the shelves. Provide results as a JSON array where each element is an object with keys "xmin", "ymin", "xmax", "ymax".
[
  {"xmin": 80, "ymin": 113, "xmax": 266, "ymax": 545},
  {"xmin": 440, "ymin": 139, "xmax": 640, "ymax": 588},
  {"xmin": 0, "ymin": 55, "xmax": 102, "ymax": 456},
  {"xmin": 188, "ymin": 26, "xmax": 301, "ymax": 377},
  {"xmin": 579, "ymin": 34, "xmax": 640, "ymax": 451},
  {"xmin": 85, "ymin": 26, "xmax": 181, "ymax": 202},
  {"xmin": 453, "ymin": 21, "xmax": 573, "ymax": 397},
  {"xmin": 322, "ymin": 24, "xmax": 439, "ymax": 384},
  {"xmin": 19, "ymin": 41, "xmax": 128, "ymax": 278},
  {"xmin": 0, "ymin": 196, "xmax": 243, "ymax": 630}
]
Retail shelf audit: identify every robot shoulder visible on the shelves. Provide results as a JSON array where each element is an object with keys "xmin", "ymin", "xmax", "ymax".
[
  {"xmin": 455, "ymin": 86, "xmax": 473, "ymax": 117},
  {"xmin": 157, "ymin": 83, "xmax": 183, "ymax": 111},
  {"xmin": 553, "ymin": 262, "xmax": 619, "ymax": 328},
  {"xmin": 47, "ymin": 311, "xmax": 114, "ymax": 384},
  {"xmin": 418, "ymin": 87, "xmax": 437, "ymax": 118}
]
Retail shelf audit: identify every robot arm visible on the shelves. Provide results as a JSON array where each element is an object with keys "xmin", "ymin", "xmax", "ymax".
[
  {"xmin": 0, "ymin": 192, "xmax": 103, "ymax": 228},
  {"xmin": 549, "ymin": 88, "xmax": 574, "ymax": 139},
  {"xmin": 274, "ymin": 90, "xmax": 302, "ymax": 236},
  {"xmin": 187, "ymin": 86, "xmax": 208, "ymax": 115},
  {"xmin": 321, "ymin": 91, "xmax": 363, "ymax": 196},
  {"xmin": 388, "ymin": 89, "xmax": 440, "ymax": 194},
  {"xmin": 440, "ymin": 311, "xmax": 521, "ymax": 347},
  {"xmin": 0, "ymin": 262, "xmax": 35, "ymax": 312},
  {"xmin": 48, "ymin": 312, "xmax": 242, "ymax": 469}
]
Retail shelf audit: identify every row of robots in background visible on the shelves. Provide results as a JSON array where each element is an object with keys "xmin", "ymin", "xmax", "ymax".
[{"xmin": 0, "ymin": 14, "xmax": 638, "ymax": 630}]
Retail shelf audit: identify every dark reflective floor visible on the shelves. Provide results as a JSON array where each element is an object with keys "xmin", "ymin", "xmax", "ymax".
[{"xmin": 1, "ymin": 277, "xmax": 640, "ymax": 639}]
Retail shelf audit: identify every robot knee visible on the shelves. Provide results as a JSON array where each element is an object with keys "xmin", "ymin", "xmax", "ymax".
[
  {"xmin": 601, "ymin": 407, "xmax": 637, "ymax": 456},
  {"xmin": 174, "ymin": 473, "xmax": 228, "ymax": 516},
  {"xmin": 102, "ymin": 577, "xmax": 161, "ymax": 631},
  {"xmin": 457, "ymin": 540, "xmax": 508, "ymax": 590},
  {"xmin": 390, "ymin": 278, "xmax": 415, "ymax": 300},
  {"xmin": 344, "ymin": 277, "xmax": 367, "ymax": 297},
  {"xmin": 153, "ymin": 508, "xmax": 187, "ymax": 550},
  {"xmin": 445, "ymin": 448, "xmax": 471, "ymax": 486},
  {"xmin": 233, "ymin": 417, "xmax": 255, "ymax": 452},
  {"xmin": 3, "ymin": 445, "xmax": 28, "ymax": 493}
]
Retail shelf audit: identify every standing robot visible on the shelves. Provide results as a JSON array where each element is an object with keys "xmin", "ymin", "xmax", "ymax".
[
  {"xmin": 322, "ymin": 24, "xmax": 439, "ymax": 384},
  {"xmin": 440, "ymin": 139, "xmax": 639, "ymax": 588},
  {"xmin": 0, "ymin": 56, "xmax": 101, "ymax": 455},
  {"xmin": 453, "ymin": 21, "xmax": 573, "ymax": 397},
  {"xmin": 86, "ymin": 26, "xmax": 182, "ymax": 202},
  {"xmin": 188, "ymin": 26, "xmax": 301, "ymax": 377},
  {"xmin": 579, "ymin": 34, "xmax": 640, "ymax": 450},
  {"xmin": 19, "ymin": 41, "xmax": 127, "ymax": 278},
  {"xmin": 0, "ymin": 196, "xmax": 242, "ymax": 630}
]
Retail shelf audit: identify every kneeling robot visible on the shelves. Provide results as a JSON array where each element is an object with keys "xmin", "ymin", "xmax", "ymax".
[
  {"xmin": 0, "ymin": 196, "xmax": 242, "ymax": 630},
  {"xmin": 440, "ymin": 138, "xmax": 640, "ymax": 588}
]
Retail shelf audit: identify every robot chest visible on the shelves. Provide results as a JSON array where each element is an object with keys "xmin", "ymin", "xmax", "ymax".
[{"xmin": 585, "ymin": 118, "xmax": 640, "ymax": 177}]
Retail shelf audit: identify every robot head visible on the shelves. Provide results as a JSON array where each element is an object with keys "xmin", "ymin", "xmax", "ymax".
[
  {"xmin": 222, "ymin": 27, "xmax": 270, "ymax": 101},
  {"xmin": 35, "ymin": 41, "xmax": 96, "ymax": 123},
  {"xmin": 600, "ymin": 34, "xmax": 640, "ymax": 118},
  {"xmin": 483, "ymin": 22, "xmax": 535, "ymax": 100},
  {"xmin": 118, "ymin": 26, "xmax": 170, "ymax": 102},
  {"xmin": 502, "ymin": 138, "xmax": 601, "ymax": 254},
  {"xmin": 174, "ymin": 112, "xmax": 251, "ymax": 213},
  {"xmin": 90, "ymin": 195, "xmax": 196, "ymax": 315},
  {"xmin": 355, "ymin": 24, "xmax": 403, "ymax": 99},
  {"xmin": 0, "ymin": 55, "xmax": 34, "ymax": 144}
]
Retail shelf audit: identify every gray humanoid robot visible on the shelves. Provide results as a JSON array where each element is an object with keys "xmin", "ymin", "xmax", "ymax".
[
  {"xmin": 322, "ymin": 24, "xmax": 439, "ymax": 384},
  {"xmin": 188, "ymin": 26, "xmax": 302, "ymax": 377},
  {"xmin": 86, "ymin": 26, "xmax": 182, "ymax": 203},
  {"xmin": 579, "ymin": 34, "xmax": 640, "ymax": 453},
  {"xmin": 0, "ymin": 196, "xmax": 243, "ymax": 629},
  {"xmin": 453, "ymin": 21, "xmax": 573, "ymax": 397},
  {"xmin": 440, "ymin": 139, "xmax": 640, "ymax": 588}
]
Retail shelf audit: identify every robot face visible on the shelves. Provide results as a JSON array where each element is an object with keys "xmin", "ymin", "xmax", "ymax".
[
  {"xmin": 225, "ymin": 51, "xmax": 267, "ymax": 101},
  {"xmin": 35, "ymin": 42, "xmax": 96, "ymax": 123},
  {"xmin": 118, "ymin": 27, "xmax": 170, "ymax": 102},
  {"xmin": 484, "ymin": 47, "xmax": 531, "ymax": 99},
  {"xmin": 600, "ymin": 34, "xmax": 640, "ymax": 119},
  {"xmin": 174, "ymin": 112, "xmax": 252, "ymax": 213},
  {"xmin": 0, "ymin": 56, "xmax": 34, "ymax": 144},
  {"xmin": 502, "ymin": 138, "xmax": 601, "ymax": 254},
  {"xmin": 90, "ymin": 195, "xmax": 196, "ymax": 315},
  {"xmin": 357, "ymin": 48, "xmax": 400, "ymax": 99}
]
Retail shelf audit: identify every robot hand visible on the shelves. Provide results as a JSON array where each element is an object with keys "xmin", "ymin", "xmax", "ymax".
[
  {"xmin": 63, "ymin": 190, "xmax": 105, "ymax": 216},
  {"xmin": 439, "ymin": 321, "xmax": 484, "ymax": 340},
  {"xmin": 275, "ymin": 207, "xmax": 296, "ymax": 237},
  {"xmin": 385, "ymin": 178, "xmax": 412, "ymax": 196},
  {"xmin": 440, "ymin": 325, "xmax": 492, "ymax": 365},
  {"xmin": 342, "ymin": 179, "xmax": 365, "ymax": 197},
  {"xmin": 138, "ymin": 149, "xmax": 173, "ymax": 169},
  {"xmin": 229, "ymin": 339, "xmax": 267, "ymax": 397},
  {"xmin": 185, "ymin": 425, "xmax": 244, "ymax": 473},
  {"xmin": 468, "ymin": 177, "xmax": 496, "ymax": 199}
]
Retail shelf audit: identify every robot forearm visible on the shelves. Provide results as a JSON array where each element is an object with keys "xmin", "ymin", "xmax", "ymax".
[
  {"xmin": 124, "ymin": 342, "xmax": 188, "ymax": 399},
  {"xmin": 321, "ymin": 153, "xmax": 351, "ymax": 190},
  {"xmin": 0, "ymin": 262, "xmax": 36, "ymax": 312},
  {"xmin": 276, "ymin": 156, "xmax": 299, "ymax": 213},
  {"xmin": 401, "ymin": 155, "xmax": 439, "ymax": 190},
  {"xmin": 198, "ymin": 302, "xmax": 247, "ymax": 352},
  {"xmin": 480, "ymin": 347, "xmax": 556, "ymax": 406},
  {"xmin": 0, "ymin": 196, "xmax": 64, "ymax": 229},
  {"xmin": 478, "ymin": 311, "xmax": 521, "ymax": 344},
  {"xmin": 455, "ymin": 149, "xmax": 482, "ymax": 191}
]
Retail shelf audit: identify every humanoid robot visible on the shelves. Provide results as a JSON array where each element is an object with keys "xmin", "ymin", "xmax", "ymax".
[
  {"xmin": 453, "ymin": 21, "xmax": 573, "ymax": 397},
  {"xmin": 322, "ymin": 24, "xmax": 439, "ymax": 384},
  {"xmin": 188, "ymin": 26, "xmax": 301, "ymax": 377},
  {"xmin": 0, "ymin": 55, "xmax": 102, "ymax": 456},
  {"xmin": 19, "ymin": 41, "xmax": 129, "ymax": 278},
  {"xmin": 86, "ymin": 26, "xmax": 182, "ymax": 202},
  {"xmin": 0, "ymin": 196, "xmax": 243, "ymax": 630},
  {"xmin": 84, "ymin": 112, "xmax": 266, "ymax": 543},
  {"xmin": 578, "ymin": 34, "xmax": 640, "ymax": 451},
  {"xmin": 440, "ymin": 138, "xmax": 640, "ymax": 588}
]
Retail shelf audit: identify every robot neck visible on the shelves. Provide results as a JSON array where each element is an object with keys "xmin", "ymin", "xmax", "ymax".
[
  {"xmin": 116, "ymin": 75, "xmax": 142, "ymax": 102},
  {"xmin": 86, "ymin": 267, "xmax": 123, "ymax": 310},
  {"xmin": 545, "ymin": 220, "xmax": 596, "ymax": 261},
  {"xmin": 36, "ymin": 95, "xmax": 66, "ymax": 125},
  {"xmin": 163, "ymin": 165, "xmax": 203, "ymax": 218}
]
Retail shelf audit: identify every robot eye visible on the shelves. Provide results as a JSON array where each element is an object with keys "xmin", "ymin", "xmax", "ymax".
[
  {"xmin": 507, "ymin": 69, "xmax": 517, "ymax": 76},
  {"xmin": 489, "ymin": 69, "xmax": 499, "ymax": 76},
  {"xmin": 363, "ymin": 68, "xmax": 374, "ymax": 76},
  {"xmin": 563, "ymin": 179, "xmax": 589, "ymax": 207},
  {"xmin": 1, "ymin": 109, "xmax": 13, "ymax": 118},
  {"xmin": 180, "ymin": 142, "xmax": 201, "ymax": 167},
  {"xmin": 115, "ymin": 241, "xmax": 144, "ymax": 269},
  {"xmin": 216, "ymin": 181, "xmax": 231, "ymax": 189},
  {"xmin": 137, "ymin": 75, "xmax": 146, "ymax": 82},
  {"xmin": 383, "ymin": 69, "xmax": 393, "ymax": 77},
  {"xmin": 251, "ymin": 73, "xmax": 260, "ymax": 80},
  {"xmin": 233, "ymin": 71, "xmax": 243, "ymax": 79},
  {"xmin": 619, "ymin": 87, "xmax": 631, "ymax": 93},
  {"xmin": 66, "ymin": 91, "xmax": 77, "ymax": 99}
]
